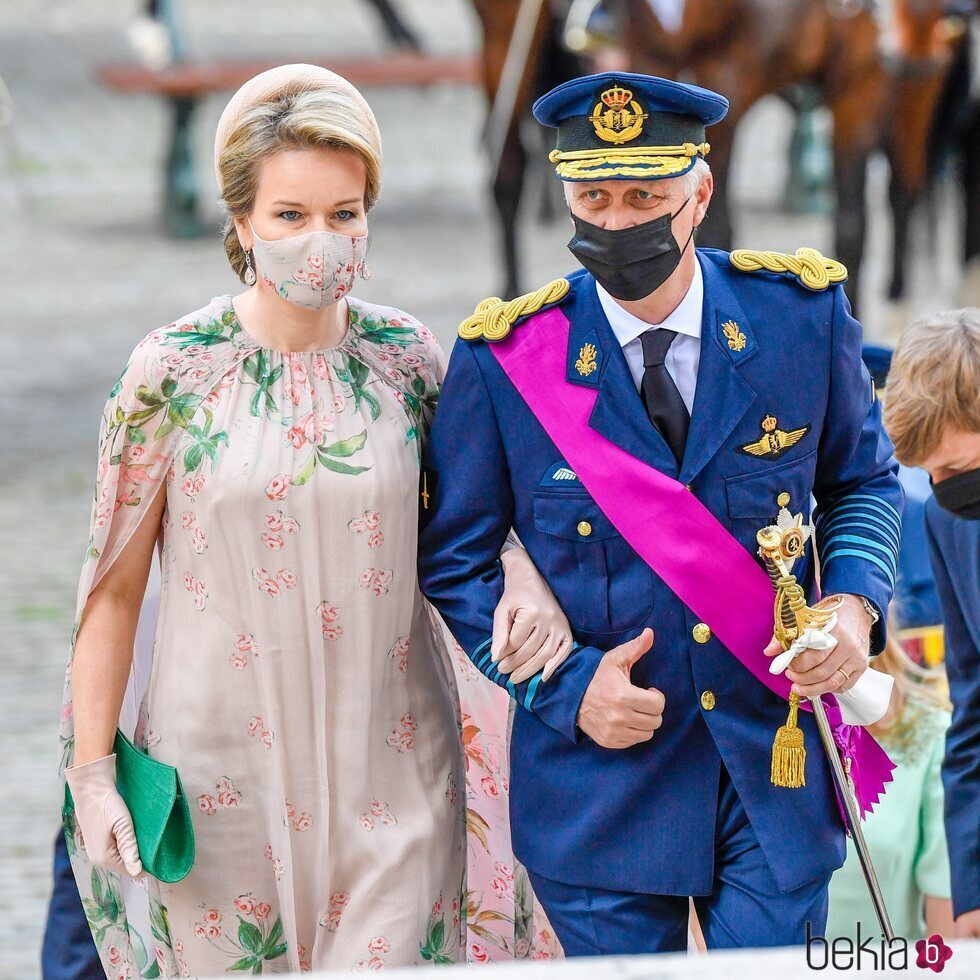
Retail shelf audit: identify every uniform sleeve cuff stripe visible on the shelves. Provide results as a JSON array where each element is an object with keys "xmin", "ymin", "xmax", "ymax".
[
  {"xmin": 821, "ymin": 548, "xmax": 896, "ymax": 587},
  {"xmin": 819, "ymin": 496, "xmax": 902, "ymax": 533},
  {"xmin": 817, "ymin": 510, "xmax": 902, "ymax": 544},
  {"xmin": 821, "ymin": 533, "xmax": 899, "ymax": 561},
  {"xmin": 817, "ymin": 519, "xmax": 901, "ymax": 551}
]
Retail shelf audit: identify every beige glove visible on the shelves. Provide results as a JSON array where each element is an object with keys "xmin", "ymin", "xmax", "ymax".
[
  {"xmin": 493, "ymin": 548, "xmax": 573, "ymax": 685},
  {"xmin": 65, "ymin": 754, "xmax": 143, "ymax": 878}
]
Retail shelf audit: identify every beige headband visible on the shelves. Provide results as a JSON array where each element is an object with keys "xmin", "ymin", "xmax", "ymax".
[{"xmin": 212, "ymin": 63, "xmax": 380, "ymax": 190}]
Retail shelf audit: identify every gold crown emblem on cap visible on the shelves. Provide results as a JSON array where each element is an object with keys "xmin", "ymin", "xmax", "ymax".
[
  {"xmin": 600, "ymin": 86, "xmax": 633, "ymax": 111},
  {"xmin": 589, "ymin": 85, "xmax": 648, "ymax": 145}
]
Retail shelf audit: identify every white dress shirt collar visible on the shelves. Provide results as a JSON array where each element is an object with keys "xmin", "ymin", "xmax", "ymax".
[{"xmin": 595, "ymin": 258, "xmax": 704, "ymax": 347}]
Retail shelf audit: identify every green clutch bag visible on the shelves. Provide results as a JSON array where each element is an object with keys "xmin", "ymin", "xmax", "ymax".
[{"xmin": 63, "ymin": 729, "xmax": 195, "ymax": 883}]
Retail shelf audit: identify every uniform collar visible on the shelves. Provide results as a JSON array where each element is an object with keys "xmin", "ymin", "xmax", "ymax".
[{"xmin": 595, "ymin": 257, "xmax": 704, "ymax": 349}]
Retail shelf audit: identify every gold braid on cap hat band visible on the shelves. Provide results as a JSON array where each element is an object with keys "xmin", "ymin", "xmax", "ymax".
[{"xmin": 548, "ymin": 142, "xmax": 710, "ymax": 180}]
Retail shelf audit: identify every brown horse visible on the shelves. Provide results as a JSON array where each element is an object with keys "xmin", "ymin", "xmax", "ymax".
[
  {"xmin": 469, "ymin": 0, "xmax": 584, "ymax": 298},
  {"xmin": 618, "ymin": 0, "xmax": 962, "ymax": 310},
  {"xmin": 616, "ymin": 0, "xmax": 890, "ymax": 309}
]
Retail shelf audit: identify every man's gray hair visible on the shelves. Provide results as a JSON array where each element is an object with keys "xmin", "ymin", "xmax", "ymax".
[{"xmin": 683, "ymin": 157, "xmax": 711, "ymax": 195}]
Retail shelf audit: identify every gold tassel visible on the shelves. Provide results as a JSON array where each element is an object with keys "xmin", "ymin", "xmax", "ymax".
[{"xmin": 771, "ymin": 692, "xmax": 806, "ymax": 788}]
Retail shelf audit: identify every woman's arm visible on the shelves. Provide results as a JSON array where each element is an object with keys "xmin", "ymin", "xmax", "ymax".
[
  {"xmin": 925, "ymin": 895, "xmax": 955, "ymax": 937},
  {"xmin": 71, "ymin": 483, "xmax": 166, "ymax": 765}
]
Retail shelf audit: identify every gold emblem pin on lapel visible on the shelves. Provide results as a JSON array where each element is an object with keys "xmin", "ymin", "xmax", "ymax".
[
  {"xmin": 739, "ymin": 415, "xmax": 810, "ymax": 459},
  {"xmin": 576, "ymin": 343, "xmax": 599, "ymax": 377},
  {"xmin": 722, "ymin": 320, "xmax": 746, "ymax": 352}
]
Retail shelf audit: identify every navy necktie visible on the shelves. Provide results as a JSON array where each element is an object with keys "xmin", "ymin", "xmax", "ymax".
[{"xmin": 640, "ymin": 328, "xmax": 690, "ymax": 465}]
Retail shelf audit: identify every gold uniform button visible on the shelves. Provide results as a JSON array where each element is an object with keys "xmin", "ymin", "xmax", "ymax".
[
  {"xmin": 777, "ymin": 491, "xmax": 791, "ymax": 507},
  {"xmin": 685, "ymin": 484, "xmax": 693, "ymax": 492},
  {"xmin": 577, "ymin": 521, "xmax": 592, "ymax": 537},
  {"xmin": 700, "ymin": 690, "xmax": 716, "ymax": 711},
  {"xmin": 692, "ymin": 623, "xmax": 712, "ymax": 644}
]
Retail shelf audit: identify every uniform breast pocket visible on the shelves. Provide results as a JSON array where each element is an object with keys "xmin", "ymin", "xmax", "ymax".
[
  {"xmin": 725, "ymin": 449, "xmax": 819, "ymax": 551},
  {"xmin": 531, "ymin": 490, "xmax": 654, "ymax": 635}
]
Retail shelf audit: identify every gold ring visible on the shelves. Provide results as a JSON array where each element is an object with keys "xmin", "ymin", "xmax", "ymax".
[{"xmin": 836, "ymin": 667, "xmax": 851, "ymax": 684}]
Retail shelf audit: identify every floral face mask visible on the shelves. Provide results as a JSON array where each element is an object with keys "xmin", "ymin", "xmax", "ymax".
[{"xmin": 248, "ymin": 220, "xmax": 369, "ymax": 311}]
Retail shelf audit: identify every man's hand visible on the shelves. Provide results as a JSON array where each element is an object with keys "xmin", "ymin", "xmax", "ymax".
[
  {"xmin": 763, "ymin": 594, "xmax": 872, "ymax": 698},
  {"xmin": 954, "ymin": 907, "xmax": 980, "ymax": 938},
  {"xmin": 576, "ymin": 628, "xmax": 664, "ymax": 749}
]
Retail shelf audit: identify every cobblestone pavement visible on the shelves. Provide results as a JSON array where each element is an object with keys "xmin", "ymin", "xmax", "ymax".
[{"xmin": 0, "ymin": 2, "xmax": 967, "ymax": 977}]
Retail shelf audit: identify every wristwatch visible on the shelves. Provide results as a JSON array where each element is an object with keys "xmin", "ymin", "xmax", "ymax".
[{"xmin": 857, "ymin": 594, "xmax": 881, "ymax": 626}]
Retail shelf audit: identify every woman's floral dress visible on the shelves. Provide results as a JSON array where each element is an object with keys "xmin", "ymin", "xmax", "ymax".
[{"xmin": 60, "ymin": 296, "xmax": 467, "ymax": 976}]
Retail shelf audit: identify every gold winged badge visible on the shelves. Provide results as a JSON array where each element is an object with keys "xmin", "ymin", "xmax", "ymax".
[{"xmin": 739, "ymin": 415, "xmax": 810, "ymax": 459}]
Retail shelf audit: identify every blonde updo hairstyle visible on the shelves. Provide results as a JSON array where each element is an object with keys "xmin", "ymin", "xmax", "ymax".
[{"xmin": 214, "ymin": 65, "xmax": 382, "ymax": 283}]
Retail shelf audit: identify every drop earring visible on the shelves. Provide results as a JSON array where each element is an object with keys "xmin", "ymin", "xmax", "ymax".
[
  {"xmin": 359, "ymin": 261, "xmax": 371, "ymax": 281},
  {"xmin": 244, "ymin": 250, "xmax": 256, "ymax": 286}
]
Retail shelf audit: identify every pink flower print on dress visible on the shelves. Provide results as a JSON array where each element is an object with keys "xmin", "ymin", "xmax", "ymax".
[
  {"xmin": 107, "ymin": 946, "xmax": 123, "ymax": 967},
  {"xmin": 265, "ymin": 474, "xmax": 291, "ymax": 501},
  {"xmin": 277, "ymin": 568, "xmax": 297, "ymax": 589},
  {"xmin": 234, "ymin": 896, "xmax": 255, "ymax": 915},
  {"xmin": 215, "ymin": 777, "xmax": 241, "ymax": 807},
  {"xmin": 265, "ymin": 512, "xmax": 285, "ymax": 532},
  {"xmin": 490, "ymin": 875, "xmax": 511, "ymax": 900},
  {"xmin": 359, "ymin": 799, "xmax": 396, "ymax": 829},
  {"xmin": 348, "ymin": 510, "xmax": 382, "ymax": 535},
  {"xmin": 261, "ymin": 532, "xmax": 285, "ymax": 551},
  {"xmin": 252, "ymin": 567, "xmax": 281, "ymax": 598},
  {"xmin": 288, "ymin": 355, "xmax": 309, "ymax": 387},
  {"xmin": 197, "ymin": 795, "xmax": 216, "ymax": 815},
  {"xmin": 387, "ymin": 636, "xmax": 410, "ymax": 673},
  {"xmin": 182, "ymin": 572, "xmax": 195, "ymax": 592},
  {"xmin": 284, "ymin": 798, "xmax": 296, "ymax": 822},
  {"xmin": 320, "ymin": 909, "xmax": 344, "ymax": 933},
  {"xmin": 333, "ymin": 394, "xmax": 345, "ymax": 412},
  {"xmin": 181, "ymin": 475, "xmax": 205, "ymax": 498},
  {"xmin": 386, "ymin": 714, "xmax": 416, "ymax": 753},
  {"xmin": 255, "ymin": 902, "xmax": 271, "ymax": 920},
  {"xmin": 293, "ymin": 811, "xmax": 313, "ymax": 832},
  {"xmin": 367, "ymin": 531, "xmax": 384, "ymax": 549},
  {"xmin": 368, "ymin": 937, "xmax": 391, "ymax": 954},
  {"xmin": 480, "ymin": 776, "xmax": 500, "ymax": 799},
  {"xmin": 191, "ymin": 527, "xmax": 207, "ymax": 555},
  {"xmin": 272, "ymin": 857, "xmax": 285, "ymax": 881},
  {"xmin": 469, "ymin": 943, "xmax": 489, "ymax": 963},
  {"xmin": 229, "ymin": 652, "xmax": 248, "ymax": 671},
  {"xmin": 236, "ymin": 633, "xmax": 259, "ymax": 656},
  {"xmin": 286, "ymin": 426, "xmax": 306, "ymax": 449},
  {"xmin": 312, "ymin": 353, "xmax": 331, "ymax": 381},
  {"xmin": 359, "ymin": 568, "xmax": 393, "ymax": 597},
  {"xmin": 180, "ymin": 512, "xmax": 195, "ymax": 530},
  {"xmin": 316, "ymin": 600, "xmax": 343, "ymax": 640},
  {"xmin": 193, "ymin": 580, "xmax": 208, "ymax": 611},
  {"xmin": 493, "ymin": 861, "xmax": 514, "ymax": 881},
  {"xmin": 246, "ymin": 716, "xmax": 263, "ymax": 737}
]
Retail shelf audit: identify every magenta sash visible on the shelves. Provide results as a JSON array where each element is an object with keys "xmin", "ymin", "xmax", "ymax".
[{"xmin": 488, "ymin": 305, "xmax": 893, "ymax": 818}]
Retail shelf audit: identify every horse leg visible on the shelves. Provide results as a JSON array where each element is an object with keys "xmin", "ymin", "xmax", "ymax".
[
  {"xmin": 363, "ymin": 0, "xmax": 422, "ymax": 51},
  {"xmin": 694, "ymin": 113, "xmax": 738, "ymax": 250},
  {"xmin": 829, "ymin": 72, "xmax": 887, "ymax": 316},
  {"xmin": 886, "ymin": 156, "xmax": 911, "ymax": 301},
  {"xmin": 493, "ymin": 124, "xmax": 528, "ymax": 299}
]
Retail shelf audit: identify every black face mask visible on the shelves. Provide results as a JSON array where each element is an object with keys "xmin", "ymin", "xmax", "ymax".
[
  {"xmin": 933, "ymin": 467, "xmax": 980, "ymax": 520},
  {"xmin": 567, "ymin": 194, "xmax": 695, "ymax": 301}
]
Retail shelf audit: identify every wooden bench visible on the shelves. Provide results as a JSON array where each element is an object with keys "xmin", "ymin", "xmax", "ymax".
[{"xmin": 98, "ymin": 53, "xmax": 480, "ymax": 236}]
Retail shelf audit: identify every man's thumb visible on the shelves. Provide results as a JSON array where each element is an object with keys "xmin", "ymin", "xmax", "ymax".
[{"xmin": 619, "ymin": 627, "xmax": 654, "ymax": 668}]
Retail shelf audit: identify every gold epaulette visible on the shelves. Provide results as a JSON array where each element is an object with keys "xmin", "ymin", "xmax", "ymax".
[
  {"xmin": 458, "ymin": 278, "xmax": 570, "ymax": 343},
  {"xmin": 729, "ymin": 247, "xmax": 847, "ymax": 291}
]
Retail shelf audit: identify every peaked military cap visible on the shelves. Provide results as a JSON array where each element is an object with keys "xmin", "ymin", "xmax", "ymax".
[{"xmin": 533, "ymin": 71, "xmax": 729, "ymax": 181}]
